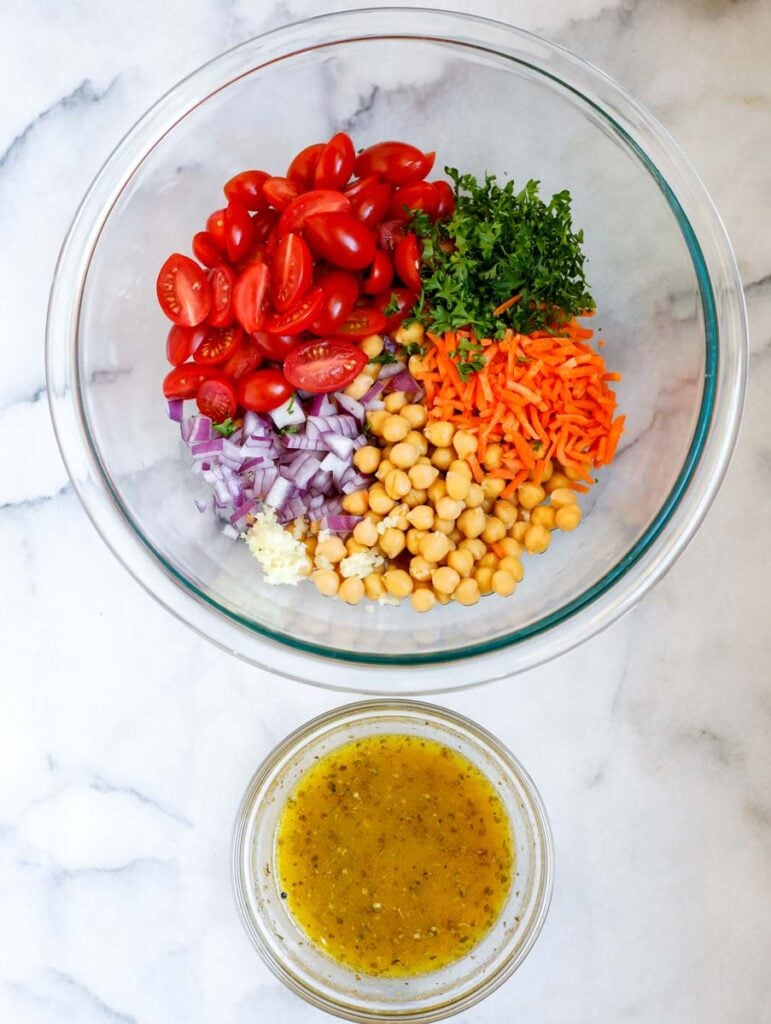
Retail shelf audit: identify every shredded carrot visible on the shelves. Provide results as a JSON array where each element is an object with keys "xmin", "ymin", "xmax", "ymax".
[{"xmin": 492, "ymin": 294, "xmax": 522, "ymax": 316}]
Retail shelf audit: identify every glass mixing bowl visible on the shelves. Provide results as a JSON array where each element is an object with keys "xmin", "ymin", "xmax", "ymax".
[{"xmin": 46, "ymin": 8, "xmax": 747, "ymax": 692}]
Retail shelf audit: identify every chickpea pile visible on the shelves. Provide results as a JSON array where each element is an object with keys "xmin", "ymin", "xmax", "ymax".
[{"xmin": 307, "ymin": 345, "xmax": 584, "ymax": 612}]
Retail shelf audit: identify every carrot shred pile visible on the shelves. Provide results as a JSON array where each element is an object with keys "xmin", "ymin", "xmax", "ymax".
[{"xmin": 411, "ymin": 321, "xmax": 624, "ymax": 499}]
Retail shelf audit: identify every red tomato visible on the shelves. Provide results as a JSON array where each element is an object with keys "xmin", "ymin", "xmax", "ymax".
[
  {"xmin": 233, "ymin": 263, "xmax": 271, "ymax": 333},
  {"xmin": 238, "ymin": 369, "xmax": 294, "ymax": 412},
  {"xmin": 336, "ymin": 306, "xmax": 388, "ymax": 338},
  {"xmin": 354, "ymin": 141, "xmax": 435, "ymax": 185},
  {"xmin": 166, "ymin": 324, "xmax": 206, "ymax": 366},
  {"xmin": 394, "ymin": 234, "xmax": 422, "ymax": 292},
  {"xmin": 309, "ymin": 269, "xmax": 360, "ymax": 334},
  {"xmin": 192, "ymin": 231, "xmax": 223, "ymax": 268},
  {"xmin": 271, "ymin": 233, "xmax": 312, "ymax": 312},
  {"xmin": 224, "ymin": 199, "xmax": 255, "ymax": 263},
  {"xmin": 162, "ymin": 363, "xmax": 211, "ymax": 400},
  {"xmin": 363, "ymin": 251, "xmax": 394, "ymax": 295},
  {"xmin": 376, "ymin": 218, "xmax": 407, "ymax": 252},
  {"xmin": 314, "ymin": 131, "xmax": 355, "ymax": 190},
  {"xmin": 278, "ymin": 189, "xmax": 351, "ymax": 236},
  {"xmin": 251, "ymin": 331, "xmax": 301, "ymax": 362},
  {"xmin": 223, "ymin": 337, "xmax": 264, "ymax": 379},
  {"xmin": 224, "ymin": 169, "xmax": 270, "ymax": 211},
  {"xmin": 389, "ymin": 181, "xmax": 439, "ymax": 220},
  {"xmin": 207, "ymin": 265, "xmax": 237, "ymax": 327},
  {"xmin": 345, "ymin": 175, "xmax": 392, "ymax": 228},
  {"xmin": 284, "ymin": 338, "xmax": 368, "ymax": 394},
  {"xmin": 156, "ymin": 253, "xmax": 212, "ymax": 326},
  {"xmin": 262, "ymin": 176, "xmax": 301, "ymax": 211},
  {"xmin": 193, "ymin": 324, "xmax": 244, "ymax": 365},
  {"xmin": 196, "ymin": 374, "xmax": 238, "ymax": 422},
  {"xmin": 432, "ymin": 179, "xmax": 455, "ymax": 218},
  {"xmin": 303, "ymin": 212, "xmax": 376, "ymax": 270},
  {"xmin": 373, "ymin": 287, "xmax": 417, "ymax": 332},
  {"xmin": 251, "ymin": 210, "xmax": 279, "ymax": 244},
  {"xmin": 264, "ymin": 287, "xmax": 324, "ymax": 335},
  {"xmin": 287, "ymin": 142, "xmax": 325, "ymax": 188},
  {"xmin": 206, "ymin": 209, "xmax": 227, "ymax": 248}
]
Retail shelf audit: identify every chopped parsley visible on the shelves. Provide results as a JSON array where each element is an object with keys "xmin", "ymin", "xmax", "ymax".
[
  {"xmin": 280, "ymin": 424, "xmax": 299, "ymax": 435},
  {"xmin": 213, "ymin": 418, "xmax": 237, "ymax": 437},
  {"xmin": 403, "ymin": 341, "xmax": 425, "ymax": 357},
  {"xmin": 383, "ymin": 291, "xmax": 401, "ymax": 316},
  {"xmin": 370, "ymin": 350, "xmax": 398, "ymax": 365},
  {"xmin": 286, "ymin": 394, "xmax": 296, "ymax": 413},
  {"xmin": 451, "ymin": 336, "xmax": 487, "ymax": 382}
]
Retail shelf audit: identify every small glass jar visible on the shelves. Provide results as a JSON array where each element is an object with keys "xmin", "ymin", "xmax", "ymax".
[{"xmin": 232, "ymin": 700, "xmax": 553, "ymax": 1021}]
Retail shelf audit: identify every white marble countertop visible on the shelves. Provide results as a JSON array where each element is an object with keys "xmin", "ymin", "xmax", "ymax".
[{"xmin": 2, "ymin": 1, "xmax": 769, "ymax": 1021}]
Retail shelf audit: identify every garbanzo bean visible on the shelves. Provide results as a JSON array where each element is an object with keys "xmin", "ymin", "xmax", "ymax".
[
  {"xmin": 408, "ymin": 463, "xmax": 438, "ymax": 490},
  {"xmin": 531, "ymin": 505, "xmax": 557, "ymax": 530},
  {"xmin": 434, "ymin": 590, "xmax": 452, "ymax": 605},
  {"xmin": 433, "ymin": 517, "xmax": 455, "ymax": 536},
  {"xmin": 448, "ymin": 459, "xmax": 472, "ymax": 480},
  {"xmin": 408, "ymin": 353, "xmax": 426, "ymax": 376},
  {"xmin": 376, "ymin": 459, "xmax": 395, "ymax": 481},
  {"xmin": 382, "ymin": 414, "xmax": 411, "ymax": 443},
  {"xmin": 401, "ymin": 404, "xmax": 427, "ymax": 428},
  {"xmin": 353, "ymin": 445, "xmax": 381, "ymax": 475},
  {"xmin": 457, "ymin": 507, "xmax": 486, "ymax": 539},
  {"xmin": 518, "ymin": 482, "xmax": 546, "ymax": 509},
  {"xmin": 481, "ymin": 516, "xmax": 506, "ymax": 544},
  {"xmin": 420, "ymin": 531, "xmax": 451, "ymax": 563},
  {"xmin": 430, "ymin": 447, "xmax": 453, "ymax": 471},
  {"xmin": 407, "ymin": 505, "xmax": 434, "ymax": 531},
  {"xmin": 403, "ymin": 487, "xmax": 427, "ymax": 508},
  {"xmin": 540, "ymin": 459, "xmax": 555, "ymax": 484},
  {"xmin": 436, "ymin": 495, "xmax": 464, "ymax": 521},
  {"xmin": 411, "ymin": 588, "xmax": 436, "ymax": 613},
  {"xmin": 364, "ymin": 573, "xmax": 386, "ymax": 600},
  {"xmin": 445, "ymin": 470, "xmax": 471, "ymax": 501},
  {"xmin": 383, "ymin": 391, "xmax": 408, "ymax": 413},
  {"xmin": 406, "ymin": 528, "xmax": 427, "ymax": 555},
  {"xmin": 379, "ymin": 527, "xmax": 406, "ymax": 559},
  {"xmin": 367, "ymin": 409, "xmax": 389, "ymax": 436},
  {"xmin": 316, "ymin": 536, "xmax": 346, "ymax": 564},
  {"xmin": 459, "ymin": 537, "xmax": 486, "ymax": 561},
  {"xmin": 339, "ymin": 576, "xmax": 365, "ymax": 604},
  {"xmin": 346, "ymin": 538, "xmax": 367, "ymax": 555},
  {"xmin": 511, "ymin": 521, "xmax": 529, "ymax": 543},
  {"xmin": 478, "ymin": 552, "xmax": 499, "ymax": 570},
  {"xmin": 383, "ymin": 569, "xmax": 413, "ymax": 598},
  {"xmin": 452, "ymin": 430, "xmax": 477, "ymax": 459},
  {"xmin": 368, "ymin": 488, "xmax": 396, "ymax": 515},
  {"xmin": 390, "ymin": 442, "xmax": 420, "ymax": 469},
  {"xmin": 449, "ymin": 527, "xmax": 463, "ymax": 544},
  {"xmin": 385, "ymin": 470, "xmax": 411, "ymax": 500},
  {"xmin": 432, "ymin": 566, "xmax": 461, "ymax": 595},
  {"xmin": 550, "ymin": 487, "xmax": 578, "ymax": 510},
  {"xmin": 475, "ymin": 567, "xmax": 494, "ymax": 595},
  {"xmin": 556, "ymin": 504, "xmax": 582, "ymax": 531},
  {"xmin": 498, "ymin": 555, "xmax": 524, "ymax": 581},
  {"xmin": 395, "ymin": 320, "xmax": 425, "ymax": 346},
  {"xmin": 465, "ymin": 483, "xmax": 485, "ymax": 508},
  {"xmin": 424, "ymin": 420, "xmax": 454, "ymax": 447},
  {"xmin": 482, "ymin": 477, "xmax": 506, "ymax": 500},
  {"xmin": 545, "ymin": 471, "xmax": 571, "ymax": 493},
  {"xmin": 454, "ymin": 578, "xmax": 480, "ymax": 606},
  {"xmin": 342, "ymin": 491, "xmax": 369, "ymax": 515},
  {"xmin": 492, "ymin": 569, "xmax": 517, "ymax": 597},
  {"xmin": 405, "ymin": 430, "xmax": 428, "ymax": 456},
  {"xmin": 427, "ymin": 478, "xmax": 447, "ymax": 504},
  {"xmin": 344, "ymin": 373, "xmax": 374, "ymax": 401},
  {"xmin": 447, "ymin": 548, "xmax": 474, "ymax": 578},
  {"xmin": 482, "ymin": 444, "xmax": 503, "ymax": 471},
  {"xmin": 353, "ymin": 519, "xmax": 378, "ymax": 547},
  {"xmin": 312, "ymin": 569, "xmax": 339, "ymax": 597},
  {"xmin": 360, "ymin": 333, "xmax": 384, "ymax": 359},
  {"xmin": 524, "ymin": 523, "xmax": 551, "ymax": 554},
  {"xmin": 409, "ymin": 555, "xmax": 433, "ymax": 582},
  {"xmin": 493, "ymin": 500, "xmax": 518, "ymax": 529},
  {"xmin": 498, "ymin": 537, "xmax": 522, "ymax": 558}
]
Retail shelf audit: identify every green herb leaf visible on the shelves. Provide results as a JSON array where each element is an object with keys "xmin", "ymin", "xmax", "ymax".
[
  {"xmin": 286, "ymin": 394, "xmax": 296, "ymax": 413},
  {"xmin": 383, "ymin": 292, "xmax": 401, "ymax": 316},
  {"xmin": 403, "ymin": 341, "xmax": 426, "ymax": 357},
  {"xmin": 280, "ymin": 424, "xmax": 299, "ymax": 435},
  {"xmin": 370, "ymin": 350, "xmax": 398, "ymax": 365},
  {"xmin": 212, "ymin": 418, "xmax": 237, "ymax": 437}
]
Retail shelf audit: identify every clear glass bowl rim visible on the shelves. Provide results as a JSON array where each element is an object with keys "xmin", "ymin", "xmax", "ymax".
[
  {"xmin": 46, "ymin": 7, "xmax": 748, "ymax": 691},
  {"xmin": 231, "ymin": 698, "xmax": 554, "ymax": 1021}
]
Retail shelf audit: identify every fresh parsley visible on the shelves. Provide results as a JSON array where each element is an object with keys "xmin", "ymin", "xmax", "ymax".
[
  {"xmin": 383, "ymin": 291, "xmax": 401, "ymax": 316},
  {"xmin": 212, "ymin": 418, "xmax": 237, "ymax": 437},
  {"xmin": 287, "ymin": 394, "xmax": 296, "ymax": 413},
  {"xmin": 403, "ymin": 341, "xmax": 426, "ymax": 357},
  {"xmin": 280, "ymin": 424, "xmax": 299, "ymax": 435},
  {"xmin": 451, "ymin": 336, "xmax": 487, "ymax": 382},
  {"xmin": 370, "ymin": 350, "xmax": 398, "ymax": 365}
]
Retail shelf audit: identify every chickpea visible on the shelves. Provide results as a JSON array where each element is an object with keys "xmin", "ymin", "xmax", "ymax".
[
  {"xmin": 380, "ymin": 445, "xmax": 393, "ymax": 461},
  {"xmin": 511, "ymin": 521, "xmax": 529, "ymax": 543},
  {"xmin": 427, "ymin": 478, "xmax": 447, "ymax": 505},
  {"xmin": 498, "ymin": 537, "xmax": 522, "ymax": 558},
  {"xmin": 408, "ymin": 353, "xmax": 426, "ymax": 377},
  {"xmin": 408, "ymin": 462, "xmax": 439, "ymax": 490},
  {"xmin": 540, "ymin": 459, "xmax": 555, "ymax": 484},
  {"xmin": 404, "ymin": 487, "xmax": 427, "ymax": 508},
  {"xmin": 367, "ymin": 409, "xmax": 389, "ymax": 436},
  {"xmin": 379, "ymin": 527, "xmax": 406, "ymax": 559},
  {"xmin": 452, "ymin": 429, "xmax": 478, "ymax": 459},
  {"xmin": 493, "ymin": 500, "xmax": 518, "ymax": 529},
  {"xmin": 481, "ymin": 516, "xmax": 506, "ymax": 544},
  {"xmin": 343, "ymin": 373, "xmax": 375, "ymax": 401},
  {"xmin": 430, "ymin": 447, "xmax": 453, "ymax": 471},
  {"xmin": 436, "ymin": 496, "xmax": 464, "ymax": 521},
  {"xmin": 424, "ymin": 420, "xmax": 455, "ymax": 447},
  {"xmin": 360, "ymin": 333, "xmax": 384, "ymax": 359},
  {"xmin": 312, "ymin": 569, "xmax": 340, "ymax": 597},
  {"xmin": 420, "ymin": 531, "xmax": 451, "ymax": 563},
  {"xmin": 482, "ymin": 477, "xmax": 506, "ymax": 500},
  {"xmin": 481, "ymin": 499, "xmax": 493, "ymax": 514},
  {"xmin": 395, "ymin": 320, "xmax": 425, "ymax": 347},
  {"xmin": 454, "ymin": 578, "xmax": 480, "ymax": 606},
  {"xmin": 449, "ymin": 527, "xmax": 463, "ymax": 545},
  {"xmin": 545, "ymin": 471, "xmax": 571, "ymax": 494},
  {"xmin": 409, "ymin": 555, "xmax": 434, "ymax": 582},
  {"xmin": 376, "ymin": 459, "xmax": 394, "ymax": 482},
  {"xmin": 432, "ymin": 566, "xmax": 461, "ymax": 595},
  {"xmin": 385, "ymin": 470, "xmax": 411, "ymax": 500},
  {"xmin": 434, "ymin": 590, "xmax": 452, "ymax": 605},
  {"xmin": 405, "ymin": 430, "xmax": 428, "ymax": 456},
  {"xmin": 434, "ymin": 517, "xmax": 455, "ymax": 536},
  {"xmin": 478, "ymin": 552, "xmax": 499, "ymax": 570},
  {"xmin": 354, "ymin": 446, "xmax": 381, "ymax": 475},
  {"xmin": 457, "ymin": 507, "xmax": 486, "ymax": 539},
  {"xmin": 556, "ymin": 504, "xmax": 582, "ymax": 531},
  {"xmin": 364, "ymin": 573, "xmax": 386, "ymax": 600},
  {"xmin": 339, "ymin": 576, "xmax": 365, "ymax": 604},
  {"xmin": 382, "ymin": 414, "xmax": 411, "ymax": 443},
  {"xmin": 406, "ymin": 528, "xmax": 427, "ymax": 555},
  {"xmin": 342, "ymin": 491, "xmax": 369, "ymax": 515},
  {"xmin": 518, "ymin": 482, "xmax": 546, "ymax": 509},
  {"xmin": 475, "ymin": 566, "xmax": 494, "ymax": 595},
  {"xmin": 482, "ymin": 443, "xmax": 503, "ymax": 471},
  {"xmin": 564, "ymin": 465, "xmax": 582, "ymax": 481},
  {"xmin": 459, "ymin": 537, "xmax": 486, "ymax": 561},
  {"xmin": 383, "ymin": 569, "xmax": 413, "ymax": 598},
  {"xmin": 524, "ymin": 523, "xmax": 551, "ymax": 554},
  {"xmin": 407, "ymin": 505, "xmax": 435, "ymax": 531},
  {"xmin": 492, "ymin": 569, "xmax": 517, "ymax": 597},
  {"xmin": 445, "ymin": 471, "xmax": 470, "ymax": 501},
  {"xmin": 550, "ymin": 487, "xmax": 579, "ymax": 510},
  {"xmin": 305, "ymin": 536, "xmax": 318, "ymax": 557},
  {"xmin": 316, "ymin": 536, "xmax": 346, "ymax": 564},
  {"xmin": 498, "ymin": 555, "xmax": 524, "ymax": 581},
  {"xmin": 353, "ymin": 519, "xmax": 378, "ymax": 547},
  {"xmin": 411, "ymin": 588, "xmax": 436, "ymax": 613},
  {"xmin": 518, "ymin": 507, "xmax": 531, "ymax": 522},
  {"xmin": 346, "ymin": 538, "xmax": 367, "ymax": 555},
  {"xmin": 401, "ymin": 404, "xmax": 427, "ymax": 428},
  {"xmin": 390, "ymin": 442, "xmax": 420, "ymax": 469},
  {"xmin": 448, "ymin": 459, "xmax": 472, "ymax": 480},
  {"xmin": 531, "ymin": 505, "xmax": 557, "ymax": 530},
  {"xmin": 389, "ymin": 503, "xmax": 410, "ymax": 530},
  {"xmin": 384, "ymin": 391, "xmax": 408, "ymax": 413},
  {"xmin": 447, "ymin": 548, "xmax": 474, "ymax": 578},
  {"xmin": 465, "ymin": 483, "xmax": 485, "ymax": 508},
  {"xmin": 369, "ymin": 488, "xmax": 396, "ymax": 515}
]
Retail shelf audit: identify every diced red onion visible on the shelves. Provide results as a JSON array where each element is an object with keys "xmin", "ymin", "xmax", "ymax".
[
  {"xmin": 240, "ymin": 456, "xmax": 265, "ymax": 472},
  {"xmin": 230, "ymin": 498, "xmax": 258, "ymax": 525},
  {"xmin": 378, "ymin": 360, "xmax": 407, "ymax": 380},
  {"xmin": 321, "ymin": 514, "xmax": 362, "ymax": 532},
  {"xmin": 334, "ymin": 392, "xmax": 365, "ymax": 421},
  {"xmin": 309, "ymin": 393, "xmax": 337, "ymax": 417},
  {"xmin": 320, "ymin": 432, "xmax": 355, "ymax": 460},
  {"xmin": 222, "ymin": 524, "xmax": 240, "ymax": 540},
  {"xmin": 192, "ymin": 438, "xmax": 224, "ymax": 459},
  {"xmin": 195, "ymin": 499, "xmax": 207, "ymax": 513},
  {"xmin": 265, "ymin": 476, "xmax": 293, "ymax": 509},
  {"xmin": 167, "ymin": 398, "xmax": 184, "ymax": 422},
  {"xmin": 388, "ymin": 370, "xmax": 420, "ymax": 393},
  {"xmin": 270, "ymin": 394, "xmax": 306, "ymax": 429},
  {"xmin": 361, "ymin": 380, "xmax": 387, "ymax": 408},
  {"xmin": 283, "ymin": 433, "xmax": 325, "ymax": 451}
]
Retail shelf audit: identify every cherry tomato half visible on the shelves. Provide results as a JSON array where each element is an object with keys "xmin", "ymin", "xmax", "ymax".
[
  {"xmin": 156, "ymin": 253, "xmax": 212, "ymax": 326},
  {"xmin": 363, "ymin": 250, "xmax": 394, "ymax": 295},
  {"xmin": 372, "ymin": 287, "xmax": 417, "ymax": 332},
  {"xmin": 287, "ymin": 142, "xmax": 325, "ymax": 188},
  {"xmin": 278, "ymin": 189, "xmax": 351, "ymax": 236},
  {"xmin": 192, "ymin": 230, "xmax": 224, "ymax": 268},
  {"xmin": 224, "ymin": 337, "xmax": 264, "ymax": 379},
  {"xmin": 432, "ymin": 179, "xmax": 455, "ymax": 219},
  {"xmin": 376, "ymin": 218, "xmax": 407, "ymax": 253},
  {"xmin": 196, "ymin": 374, "xmax": 238, "ymax": 422},
  {"xmin": 314, "ymin": 131, "xmax": 355, "ymax": 190},
  {"xmin": 264, "ymin": 286, "xmax": 324, "ymax": 335},
  {"xmin": 284, "ymin": 338, "xmax": 368, "ymax": 394},
  {"xmin": 251, "ymin": 331, "xmax": 301, "ymax": 362},
  {"xmin": 166, "ymin": 324, "xmax": 206, "ymax": 366},
  {"xmin": 206, "ymin": 209, "xmax": 227, "ymax": 248},
  {"xmin": 309, "ymin": 269, "xmax": 360, "ymax": 334},
  {"xmin": 233, "ymin": 263, "xmax": 271, "ymax": 333},
  {"xmin": 193, "ymin": 324, "xmax": 244, "ymax": 365},
  {"xmin": 262, "ymin": 176, "xmax": 301, "ymax": 211},
  {"xmin": 224, "ymin": 169, "xmax": 270, "ymax": 211},
  {"xmin": 207, "ymin": 265, "xmax": 237, "ymax": 327},
  {"xmin": 162, "ymin": 362, "xmax": 212, "ymax": 400},
  {"xmin": 345, "ymin": 175, "xmax": 392, "ymax": 228},
  {"xmin": 224, "ymin": 199, "xmax": 256, "ymax": 263},
  {"xmin": 389, "ymin": 181, "xmax": 439, "ymax": 220},
  {"xmin": 394, "ymin": 233, "xmax": 423, "ymax": 292},
  {"xmin": 354, "ymin": 141, "xmax": 435, "ymax": 185},
  {"xmin": 271, "ymin": 233, "xmax": 312, "ymax": 312},
  {"xmin": 336, "ymin": 306, "xmax": 388, "ymax": 338},
  {"xmin": 303, "ymin": 212, "xmax": 376, "ymax": 271},
  {"xmin": 238, "ymin": 368, "xmax": 294, "ymax": 412}
]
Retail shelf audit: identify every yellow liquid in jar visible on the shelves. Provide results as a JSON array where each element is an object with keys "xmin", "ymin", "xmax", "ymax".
[{"xmin": 275, "ymin": 733, "xmax": 513, "ymax": 977}]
